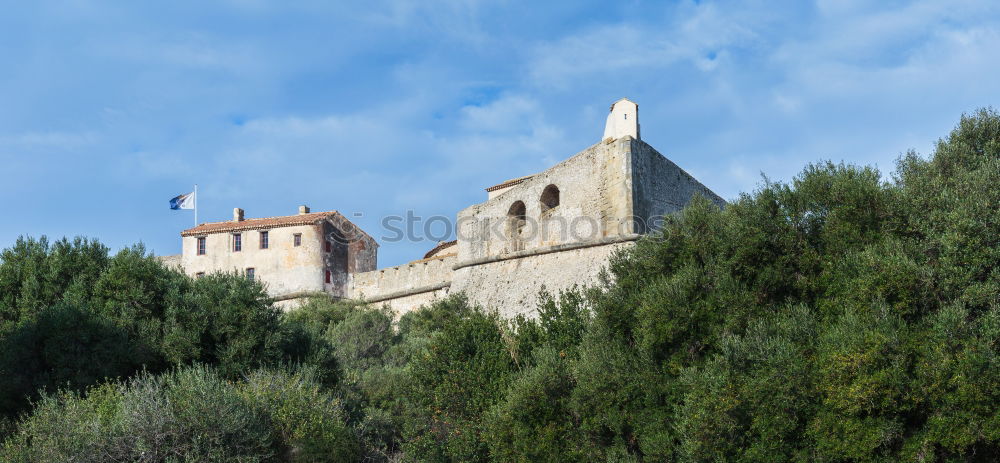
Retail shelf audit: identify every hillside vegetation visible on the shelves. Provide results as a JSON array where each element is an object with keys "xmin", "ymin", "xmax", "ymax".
[{"xmin": 1, "ymin": 109, "xmax": 998, "ymax": 462}]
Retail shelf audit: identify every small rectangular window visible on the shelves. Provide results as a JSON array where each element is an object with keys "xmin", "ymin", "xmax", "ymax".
[
  {"xmin": 325, "ymin": 270, "xmax": 332, "ymax": 284},
  {"xmin": 197, "ymin": 237, "xmax": 206, "ymax": 255},
  {"xmin": 260, "ymin": 231, "xmax": 269, "ymax": 249},
  {"xmin": 246, "ymin": 268, "xmax": 255, "ymax": 280},
  {"xmin": 293, "ymin": 234, "xmax": 302, "ymax": 247},
  {"xmin": 233, "ymin": 233, "xmax": 242, "ymax": 252},
  {"xmin": 325, "ymin": 241, "xmax": 332, "ymax": 252},
  {"xmin": 195, "ymin": 272, "xmax": 205, "ymax": 279}
]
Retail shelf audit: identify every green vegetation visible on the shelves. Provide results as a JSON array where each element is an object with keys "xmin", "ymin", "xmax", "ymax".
[
  {"xmin": 1, "ymin": 109, "xmax": 999, "ymax": 461},
  {"xmin": 2, "ymin": 366, "xmax": 357, "ymax": 462}
]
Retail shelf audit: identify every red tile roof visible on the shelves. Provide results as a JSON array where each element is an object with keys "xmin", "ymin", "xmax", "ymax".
[
  {"xmin": 181, "ymin": 211, "xmax": 371, "ymax": 240},
  {"xmin": 485, "ymin": 175, "xmax": 533, "ymax": 192}
]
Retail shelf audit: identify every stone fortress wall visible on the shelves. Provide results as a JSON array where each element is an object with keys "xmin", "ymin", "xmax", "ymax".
[
  {"xmin": 451, "ymin": 239, "xmax": 633, "ymax": 318},
  {"xmin": 443, "ymin": 135, "xmax": 637, "ymax": 317},
  {"xmin": 349, "ymin": 253, "xmax": 456, "ymax": 313},
  {"xmin": 455, "ymin": 136, "xmax": 636, "ymax": 260},
  {"xmin": 630, "ymin": 140, "xmax": 725, "ymax": 233},
  {"xmin": 345, "ymin": 99, "xmax": 725, "ymax": 317}
]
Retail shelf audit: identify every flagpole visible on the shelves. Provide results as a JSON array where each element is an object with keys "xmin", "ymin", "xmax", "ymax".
[{"xmin": 194, "ymin": 184, "xmax": 198, "ymax": 226}]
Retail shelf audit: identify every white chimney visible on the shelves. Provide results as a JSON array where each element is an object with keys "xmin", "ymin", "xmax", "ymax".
[
  {"xmin": 233, "ymin": 208, "xmax": 244, "ymax": 222},
  {"xmin": 299, "ymin": 205, "xmax": 310, "ymax": 215}
]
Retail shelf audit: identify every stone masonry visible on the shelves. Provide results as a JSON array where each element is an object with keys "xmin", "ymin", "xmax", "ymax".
[
  {"xmin": 164, "ymin": 99, "xmax": 725, "ymax": 317},
  {"xmin": 346, "ymin": 98, "xmax": 724, "ymax": 317}
]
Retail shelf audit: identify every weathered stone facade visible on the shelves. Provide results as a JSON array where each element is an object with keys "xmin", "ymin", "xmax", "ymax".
[
  {"xmin": 345, "ymin": 98, "xmax": 724, "ymax": 317},
  {"xmin": 164, "ymin": 99, "xmax": 724, "ymax": 317},
  {"xmin": 172, "ymin": 208, "xmax": 377, "ymax": 309},
  {"xmin": 452, "ymin": 239, "xmax": 633, "ymax": 318}
]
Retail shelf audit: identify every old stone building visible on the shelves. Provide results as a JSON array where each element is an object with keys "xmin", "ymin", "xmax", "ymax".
[
  {"xmin": 177, "ymin": 206, "xmax": 376, "ymax": 307},
  {"xmin": 167, "ymin": 98, "xmax": 724, "ymax": 317}
]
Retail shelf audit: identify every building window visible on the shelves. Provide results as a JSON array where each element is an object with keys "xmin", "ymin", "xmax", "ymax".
[
  {"xmin": 233, "ymin": 233, "xmax": 242, "ymax": 252},
  {"xmin": 540, "ymin": 184, "xmax": 560, "ymax": 212},
  {"xmin": 197, "ymin": 237, "xmax": 206, "ymax": 255},
  {"xmin": 195, "ymin": 272, "xmax": 205, "ymax": 279},
  {"xmin": 260, "ymin": 231, "xmax": 269, "ymax": 249},
  {"xmin": 325, "ymin": 270, "xmax": 332, "ymax": 284},
  {"xmin": 293, "ymin": 233, "xmax": 302, "ymax": 247},
  {"xmin": 325, "ymin": 240, "xmax": 332, "ymax": 252},
  {"xmin": 246, "ymin": 267, "xmax": 255, "ymax": 280}
]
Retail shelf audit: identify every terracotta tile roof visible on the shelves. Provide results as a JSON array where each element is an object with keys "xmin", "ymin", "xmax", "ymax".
[
  {"xmin": 181, "ymin": 211, "xmax": 369, "ymax": 238},
  {"xmin": 423, "ymin": 240, "xmax": 457, "ymax": 259},
  {"xmin": 485, "ymin": 175, "xmax": 533, "ymax": 192}
]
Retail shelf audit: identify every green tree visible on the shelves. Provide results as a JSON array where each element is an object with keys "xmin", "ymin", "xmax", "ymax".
[
  {"xmin": 0, "ymin": 304, "xmax": 143, "ymax": 418},
  {"xmin": 485, "ymin": 346, "xmax": 590, "ymax": 462},
  {"xmin": 0, "ymin": 237, "xmax": 108, "ymax": 329},
  {"xmin": 403, "ymin": 309, "xmax": 517, "ymax": 462},
  {"xmin": 161, "ymin": 271, "xmax": 284, "ymax": 377}
]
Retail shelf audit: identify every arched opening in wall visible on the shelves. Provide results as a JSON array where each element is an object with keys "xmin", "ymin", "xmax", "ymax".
[
  {"xmin": 540, "ymin": 184, "xmax": 560, "ymax": 212},
  {"xmin": 507, "ymin": 200, "xmax": 527, "ymax": 252},
  {"xmin": 539, "ymin": 184, "xmax": 562, "ymax": 244}
]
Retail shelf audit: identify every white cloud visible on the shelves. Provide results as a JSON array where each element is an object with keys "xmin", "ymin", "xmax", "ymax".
[
  {"xmin": 526, "ymin": 2, "xmax": 767, "ymax": 89},
  {"xmin": 361, "ymin": 0, "xmax": 494, "ymax": 47},
  {"xmin": 528, "ymin": 24, "xmax": 684, "ymax": 89},
  {"xmin": 458, "ymin": 95, "xmax": 543, "ymax": 133}
]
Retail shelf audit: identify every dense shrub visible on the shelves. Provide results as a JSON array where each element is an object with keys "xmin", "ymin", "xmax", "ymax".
[
  {"xmin": 0, "ymin": 304, "xmax": 144, "ymax": 418},
  {"xmin": 0, "ymin": 365, "xmax": 357, "ymax": 462},
  {"xmin": 485, "ymin": 346, "xmax": 589, "ymax": 462},
  {"xmin": 0, "ymin": 243, "xmax": 316, "ymax": 419},
  {"xmin": 239, "ymin": 368, "xmax": 360, "ymax": 461},
  {"xmin": 0, "ymin": 237, "xmax": 109, "ymax": 328},
  {"xmin": 402, "ymin": 309, "xmax": 517, "ymax": 462},
  {"xmin": 160, "ymin": 271, "xmax": 285, "ymax": 377}
]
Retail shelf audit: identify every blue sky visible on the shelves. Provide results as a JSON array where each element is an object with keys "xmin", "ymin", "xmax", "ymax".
[{"xmin": 2, "ymin": 0, "xmax": 999, "ymax": 267}]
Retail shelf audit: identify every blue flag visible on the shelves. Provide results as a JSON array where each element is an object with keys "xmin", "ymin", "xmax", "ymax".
[{"xmin": 170, "ymin": 192, "xmax": 195, "ymax": 210}]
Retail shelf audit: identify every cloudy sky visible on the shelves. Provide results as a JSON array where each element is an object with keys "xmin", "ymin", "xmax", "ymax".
[{"xmin": 2, "ymin": 0, "xmax": 998, "ymax": 267}]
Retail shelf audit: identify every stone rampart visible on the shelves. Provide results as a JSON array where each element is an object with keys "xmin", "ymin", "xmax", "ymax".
[
  {"xmin": 456, "ymin": 137, "xmax": 636, "ymax": 264},
  {"xmin": 349, "ymin": 253, "xmax": 456, "ymax": 310},
  {"xmin": 451, "ymin": 237, "xmax": 636, "ymax": 318}
]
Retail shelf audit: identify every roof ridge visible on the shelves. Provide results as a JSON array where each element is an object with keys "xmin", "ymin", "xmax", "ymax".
[
  {"xmin": 192, "ymin": 210, "xmax": 338, "ymax": 227},
  {"xmin": 180, "ymin": 210, "xmax": 345, "ymax": 237}
]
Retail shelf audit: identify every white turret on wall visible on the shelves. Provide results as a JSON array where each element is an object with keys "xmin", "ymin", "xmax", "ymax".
[{"xmin": 603, "ymin": 98, "xmax": 640, "ymax": 141}]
